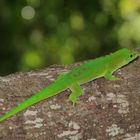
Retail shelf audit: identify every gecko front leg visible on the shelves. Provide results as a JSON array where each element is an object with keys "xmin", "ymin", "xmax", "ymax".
[
  {"xmin": 104, "ymin": 71, "xmax": 120, "ymax": 81},
  {"xmin": 69, "ymin": 83, "xmax": 83, "ymax": 105}
]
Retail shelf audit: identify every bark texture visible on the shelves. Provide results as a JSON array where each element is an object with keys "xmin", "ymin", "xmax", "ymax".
[{"xmin": 0, "ymin": 53, "xmax": 140, "ymax": 140}]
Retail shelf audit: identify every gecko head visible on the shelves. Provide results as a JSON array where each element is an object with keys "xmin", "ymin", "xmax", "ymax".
[{"xmin": 122, "ymin": 48, "xmax": 139, "ymax": 63}]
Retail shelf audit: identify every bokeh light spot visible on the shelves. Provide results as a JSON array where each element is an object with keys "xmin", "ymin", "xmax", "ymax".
[
  {"xmin": 70, "ymin": 13, "xmax": 84, "ymax": 30},
  {"xmin": 119, "ymin": 0, "xmax": 140, "ymax": 18},
  {"xmin": 22, "ymin": 51, "xmax": 42, "ymax": 69},
  {"xmin": 21, "ymin": 6, "xmax": 35, "ymax": 20}
]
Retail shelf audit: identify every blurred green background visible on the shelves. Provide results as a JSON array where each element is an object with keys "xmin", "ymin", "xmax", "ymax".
[{"xmin": 0, "ymin": 0, "xmax": 140, "ymax": 76}]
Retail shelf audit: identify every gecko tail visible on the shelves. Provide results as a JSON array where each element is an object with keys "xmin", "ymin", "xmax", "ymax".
[
  {"xmin": 0, "ymin": 92, "xmax": 44, "ymax": 122},
  {"xmin": 0, "ymin": 80, "xmax": 66, "ymax": 122}
]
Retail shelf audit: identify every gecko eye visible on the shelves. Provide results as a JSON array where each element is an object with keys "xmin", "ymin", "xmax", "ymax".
[{"xmin": 130, "ymin": 54, "xmax": 133, "ymax": 58}]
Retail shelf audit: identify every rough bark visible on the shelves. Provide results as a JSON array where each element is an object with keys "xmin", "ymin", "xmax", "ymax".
[{"xmin": 0, "ymin": 53, "xmax": 140, "ymax": 140}]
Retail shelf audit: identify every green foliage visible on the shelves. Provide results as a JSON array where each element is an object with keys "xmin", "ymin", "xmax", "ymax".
[{"xmin": 0, "ymin": 0, "xmax": 139, "ymax": 75}]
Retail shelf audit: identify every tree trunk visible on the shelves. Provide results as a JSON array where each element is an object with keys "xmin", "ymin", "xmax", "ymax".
[{"xmin": 0, "ymin": 53, "xmax": 140, "ymax": 140}]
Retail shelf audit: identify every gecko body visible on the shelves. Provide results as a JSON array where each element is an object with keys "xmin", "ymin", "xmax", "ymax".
[{"xmin": 0, "ymin": 48, "xmax": 138, "ymax": 122}]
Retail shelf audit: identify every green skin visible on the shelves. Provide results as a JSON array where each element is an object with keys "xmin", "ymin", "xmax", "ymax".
[{"xmin": 0, "ymin": 48, "xmax": 139, "ymax": 122}]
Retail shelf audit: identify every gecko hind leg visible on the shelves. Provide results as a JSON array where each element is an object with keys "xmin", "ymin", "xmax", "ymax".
[
  {"xmin": 69, "ymin": 83, "xmax": 83, "ymax": 105},
  {"xmin": 104, "ymin": 71, "xmax": 120, "ymax": 81}
]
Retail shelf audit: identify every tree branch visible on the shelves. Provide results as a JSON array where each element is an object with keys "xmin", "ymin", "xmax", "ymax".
[{"xmin": 0, "ymin": 52, "xmax": 140, "ymax": 140}]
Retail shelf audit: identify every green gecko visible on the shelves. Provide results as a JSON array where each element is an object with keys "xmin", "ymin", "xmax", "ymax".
[{"xmin": 0, "ymin": 48, "xmax": 139, "ymax": 122}]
